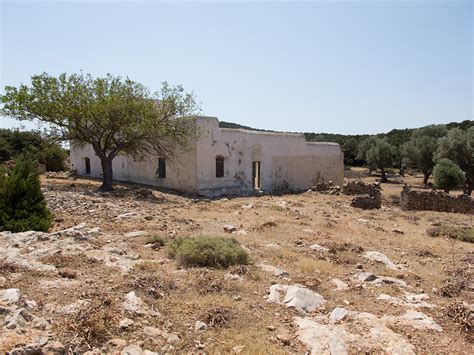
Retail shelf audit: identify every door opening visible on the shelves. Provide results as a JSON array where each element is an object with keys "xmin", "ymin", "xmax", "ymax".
[
  {"xmin": 84, "ymin": 157, "xmax": 91, "ymax": 174},
  {"xmin": 252, "ymin": 161, "xmax": 261, "ymax": 189}
]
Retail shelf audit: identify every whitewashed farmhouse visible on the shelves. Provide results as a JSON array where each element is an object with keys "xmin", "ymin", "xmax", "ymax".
[{"xmin": 70, "ymin": 116, "xmax": 344, "ymax": 197}]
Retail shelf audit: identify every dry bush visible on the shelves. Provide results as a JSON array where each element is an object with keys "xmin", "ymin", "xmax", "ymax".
[
  {"xmin": 56, "ymin": 297, "xmax": 118, "ymax": 351},
  {"xmin": 445, "ymin": 301, "xmax": 473, "ymax": 341},
  {"xmin": 439, "ymin": 268, "xmax": 470, "ymax": 297},
  {"xmin": 255, "ymin": 221, "xmax": 278, "ymax": 232},
  {"xmin": 193, "ymin": 270, "xmax": 224, "ymax": 295},
  {"xmin": 127, "ymin": 274, "xmax": 176, "ymax": 299},
  {"xmin": 200, "ymin": 307, "xmax": 231, "ymax": 328}
]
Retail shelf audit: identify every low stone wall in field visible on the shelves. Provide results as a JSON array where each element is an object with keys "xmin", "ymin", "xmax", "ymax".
[
  {"xmin": 344, "ymin": 181, "xmax": 382, "ymax": 209},
  {"xmin": 400, "ymin": 187, "xmax": 474, "ymax": 214}
]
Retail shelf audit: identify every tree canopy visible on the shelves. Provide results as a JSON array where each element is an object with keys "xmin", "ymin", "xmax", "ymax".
[
  {"xmin": 402, "ymin": 125, "xmax": 447, "ymax": 185},
  {"xmin": 1, "ymin": 72, "xmax": 199, "ymax": 190},
  {"xmin": 435, "ymin": 127, "xmax": 474, "ymax": 195},
  {"xmin": 433, "ymin": 158, "xmax": 465, "ymax": 193}
]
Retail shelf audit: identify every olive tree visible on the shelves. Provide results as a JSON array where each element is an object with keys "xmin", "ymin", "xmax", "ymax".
[
  {"xmin": 402, "ymin": 125, "xmax": 447, "ymax": 185},
  {"xmin": 433, "ymin": 159, "xmax": 465, "ymax": 193},
  {"xmin": 365, "ymin": 138, "xmax": 396, "ymax": 182},
  {"xmin": 1, "ymin": 72, "xmax": 198, "ymax": 191},
  {"xmin": 435, "ymin": 127, "xmax": 474, "ymax": 195}
]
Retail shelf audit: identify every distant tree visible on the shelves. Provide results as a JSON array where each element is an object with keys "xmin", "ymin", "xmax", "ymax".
[
  {"xmin": 0, "ymin": 128, "xmax": 67, "ymax": 171},
  {"xmin": 433, "ymin": 159, "xmax": 465, "ymax": 193},
  {"xmin": 365, "ymin": 138, "xmax": 396, "ymax": 181},
  {"xmin": 1, "ymin": 72, "xmax": 199, "ymax": 191},
  {"xmin": 0, "ymin": 158, "xmax": 53, "ymax": 232},
  {"xmin": 356, "ymin": 137, "xmax": 378, "ymax": 162},
  {"xmin": 402, "ymin": 125, "xmax": 447, "ymax": 185},
  {"xmin": 435, "ymin": 127, "xmax": 474, "ymax": 195}
]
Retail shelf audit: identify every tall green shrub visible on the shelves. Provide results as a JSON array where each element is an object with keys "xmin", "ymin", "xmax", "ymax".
[
  {"xmin": 433, "ymin": 159, "xmax": 465, "ymax": 193},
  {"xmin": 0, "ymin": 159, "xmax": 53, "ymax": 232}
]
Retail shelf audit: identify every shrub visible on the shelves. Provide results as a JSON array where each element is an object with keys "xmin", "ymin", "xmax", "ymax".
[
  {"xmin": 433, "ymin": 159, "xmax": 465, "ymax": 193},
  {"xmin": 427, "ymin": 226, "xmax": 474, "ymax": 243},
  {"xmin": 166, "ymin": 236, "xmax": 250, "ymax": 268},
  {"xmin": 0, "ymin": 159, "xmax": 53, "ymax": 232}
]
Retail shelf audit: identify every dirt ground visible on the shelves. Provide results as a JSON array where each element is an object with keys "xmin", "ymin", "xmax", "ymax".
[{"xmin": 0, "ymin": 170, "xmax": 473, "ymax": 354}]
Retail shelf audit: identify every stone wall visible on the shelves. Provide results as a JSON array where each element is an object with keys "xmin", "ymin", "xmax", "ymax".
[
  {"xmin": 343, "ymin": 181, "xmax": 380, "ymax": 196},
  {"xmin": 400, "ymin": 187, "xmax": 474, "ymax": 214},
  {"xmin": 343, "ymin": 181, "xmax": 382, "ymax": 209}
]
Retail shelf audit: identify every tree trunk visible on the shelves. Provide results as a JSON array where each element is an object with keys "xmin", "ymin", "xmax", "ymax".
[
  {"xmin": 380, "ymin": 169, "xmax": 387, "ymax": 182},
  {"xmin": 422, "ymin": 173, "xmax": 430, "ymax": 185},
  {"xmin": 99, "ymin": 157, "xmax": 114, "ymax": 191}
]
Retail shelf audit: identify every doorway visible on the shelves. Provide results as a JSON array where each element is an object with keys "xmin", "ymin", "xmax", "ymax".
[
  {"xmin": 252, "ymin": 161, "xmax": 261, "ymax": 189},
  {"xmin": 84, "ymin": 157, "xmax": 91, "ymax": 174}
]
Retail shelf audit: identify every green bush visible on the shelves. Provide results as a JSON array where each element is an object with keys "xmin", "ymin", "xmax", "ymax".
[
  {"xmin": 166, "ymin": 236, "xmax": 250, "ymax": 268},
  {"xmin": 433, "ymin": 159, "xmax": 465, "ymax": 193},
  {"xmin": 427, "ymin": 226, "xmax": 474, "ymax": 243},
  {"xmin": 0, "ymin": 159, "xmax": 53, "ymax": 232}
]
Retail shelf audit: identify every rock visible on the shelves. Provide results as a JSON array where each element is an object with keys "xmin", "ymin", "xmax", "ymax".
[
  {"xmin": 276, "ymin": 330, "xmax": 292, "ymax": 345},
  {"xmin": 330, "ymin": 307, "xmax": 349, "ymax": 322},
  {"xmin": 266, "ymin": 243, "xmax": 281, "ymax": 249},
  {"xmin": 231, "ymin": 345, "xmax": 246, "ymax": 353},
  {"xmin": 119, "ymin": 318, "xmax": 135, "ymax": 330},
  {"xmin": 363, "ymin": 251, "xmax": 402, "ymax": 271},
  {"xmin": 357, "ymin": 272, "xmax": 377, "ymax": 282},
  {"xmin": 25, "ymin": 299, "xmax": 38, "ymax": 309},
  {"xmin": 117, "ymin": 212, "xmax": 140, "ymax": 219},
  {"xmin": 331, "ymin": 278, "xmax": 349, "ymax": 291},
  {"xmin": 295, "ymin": 310, "xmax": 416, "ymax": 355},
  {"xmin": 0, "ymin": 288, "xmax": 21, "ymax": 304},
  {"xmin": 195, "ymin": 320, "xmax": 207, "ymax": 332},
  {"xmin": 8, "ymin": 344, "xmax": 43, "ymax": 355},
  {"xmin": 0, "ymin": 276, "xmax": 6, "ymax": 287},
  {"xmin": 392, "ymin": 228, "xmax": 404, "ymax": 234},
  {"xmin": 388, "ymin": 310, "xmax": 443, "ymax": 332},
  {"xmin": 124, "ymin": 231, "xmax": 148, "ymax": 238},
  {"xmin": 122, "ymin": 344, "xmax": 143, "ymax": 355},
  {"xmin": 59, "ymin": 299, "xmax": 90, "ymax": 315},
  {"xmin": 123, "ymin": 291, "xmax": 146, "ymax": 315},
  {"xmin": 143, "ymin": 326, "xmax": 162, "ymax": 336},
  {"xmin": 377, "ymin": 294, "xmax": 434, "ymax": 308},
  {"xmin": 5, "ymin": 308, "xmax": 33, "ymax": 329},
  {"xmin": 224, "ymin": 273, "xmax": 244, "ymax": 282},
  {"xmin": 372, "ymin": 276, "xmax": 407, "ymax": 288},
  {"xmin": 51, "ymin": 223, "xmax": 87, "ymax": 237},
  {"xmin": 223, "ymin": 225, "xmax": 237, "ymax": 233},
  {"xmin": 258, "ymin": 263, "xmax": 289, "ymax": 278},
  {"xmin": 42, "ymin": 341, "xmax": 65, "ymax": 354},
  {"xmin": 108, "ymin": 338, "xmax": 128, "ymax": 348},
  {"xmin": 59, "ymin": 268, "xmax": 77, "ymax": 279},
  {"xmin": 268, "ymin": 284, "xmax": 326, "ymax": 314},
  {"xmin": 309, "ymin": 244, "xmax": 329, "ymax": 253}
]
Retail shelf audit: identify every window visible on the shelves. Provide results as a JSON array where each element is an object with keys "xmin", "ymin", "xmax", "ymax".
[
  {"xmin": 84, "ymin": 157, "xmax": 91, "ymax": 174},
  {"xmin": 216, "ymin": 156, "xmax": 224, "ymax": 178},
  {"xmin": 157, "ymin": 158, "xmax": 166, "ymax": 178}
]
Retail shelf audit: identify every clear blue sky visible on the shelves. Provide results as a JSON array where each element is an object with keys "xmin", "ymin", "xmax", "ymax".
[{"xmin": 1, "ymin": 0, "xmax": 472, "ymax": 134}]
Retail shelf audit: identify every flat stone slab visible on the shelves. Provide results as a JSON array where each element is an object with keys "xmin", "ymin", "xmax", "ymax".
[
  {"xmin": 268, "ymin": 284, "xmax": 326, "ymax": 314},
  {"xmin": 0, "ymin": 288, "xmax": 21, "ymax": 304},
  {"xmin": 258, "ymin": 263, "xmax": 289, "ymax": 278},
  {"xmin": 363, "ymin": 251, "xmax": 404, "ymax": 271}
]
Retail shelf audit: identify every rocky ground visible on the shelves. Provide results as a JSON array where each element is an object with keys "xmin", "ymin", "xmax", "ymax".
[{"xmin": 0, "ymin": 172, "xmax": 473, "ymax": 354}]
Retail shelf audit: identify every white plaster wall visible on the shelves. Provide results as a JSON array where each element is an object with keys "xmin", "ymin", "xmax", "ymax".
[
  {"xmin": 69, "ymin": 142, "xmax": 197, "ymax": 193},
  {"xmin": 194, "ymin": 117, "xmax": 343, "ymax": 196}
]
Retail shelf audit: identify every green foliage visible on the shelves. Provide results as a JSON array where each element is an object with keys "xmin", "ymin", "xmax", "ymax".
[
  {"xmin": 402, "ymin": 125, "xmax": 448, "ymax": 184},
  {"xmin": 436, "ymin": 127, "xmax": 474, "ymax": 195},
  {"xmin": 427, "ymin": 226, "xmax": 474, "ymax": 243},
  {"xmin": 1, "ymin": 72, "xmax": 199, "ymax": 191},
  {"xmin": 0, "ymin": 128, "xmax": 67, "ymax": 171},
  {"xmin": 433, "ymin": 159, "xmax": 465, "ymax": 193},
  {"xmin": 363, "ymin": 138, "xmax": 396, "ymax": 180},
  {"xmin": 166, "ymin": 236, "xmax": 250, "ymax": 268},
  {"xmin": 0, "ymin": 159, "xmax": 53, "ymax": 232},
  {"xmin": 145, "ymin": 234, "xmax": 166, "ymax": 246}
]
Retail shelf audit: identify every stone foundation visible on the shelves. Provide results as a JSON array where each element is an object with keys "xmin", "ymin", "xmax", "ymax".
[{"xmin": 400, "ymin": 186, "xmax": 474, "ymax": 214}]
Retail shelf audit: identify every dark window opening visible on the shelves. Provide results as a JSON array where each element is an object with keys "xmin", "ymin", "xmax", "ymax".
[
  {"xmin": 157, "ymin": 158, "xmax": 166, "ymax": 178},
  {"xmin": 84, "ymin": 157, "xmax": 91, "ymax": 174},
  {"xmin": 216, "ymin": 156, "xmax": 224, "ymax": 178}
]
